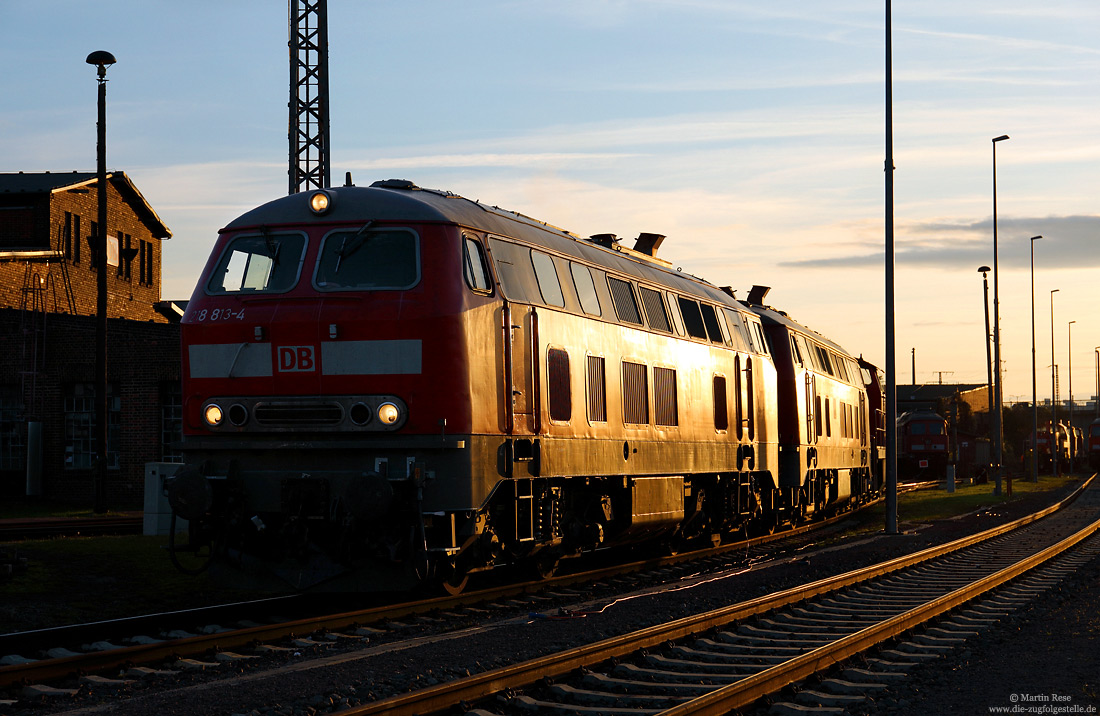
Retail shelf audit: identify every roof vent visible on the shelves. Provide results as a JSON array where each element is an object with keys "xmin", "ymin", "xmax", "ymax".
[
  {"xmin": 746, "ymin": 285, "xmax": 771, "ymax": 305},
  {"xmin": 632, "ymin": 233, "xmax": 665, "ymax": 256},
  {"xmin": 370, "ymin": 179, "xmax": 418, "ymax": 190},
  {"xmin": 588, "ymin": 233, "xmax": 619, "ymax": 248}
]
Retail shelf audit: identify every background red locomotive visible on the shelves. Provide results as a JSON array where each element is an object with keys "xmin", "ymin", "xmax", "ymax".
[
  {"xmin": 168, "ymin": 179, "xmax": 885, "ymax": 591},
  {"xmin": 895, "ymin": 409, "xmax": 949, "ymax": 479},
  {"xmin": 1028, "ymin": 423, "xmax": 1072, "ymax": 473},
  {"xmin": 1088, "ymin": 419, "xmax": 1100, "ymax": 471}
]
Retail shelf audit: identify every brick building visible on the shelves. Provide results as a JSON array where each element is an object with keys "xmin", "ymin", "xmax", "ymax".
[{"xmin": 0, "ymin": 171, "xmax": 183, "ymax": 507}]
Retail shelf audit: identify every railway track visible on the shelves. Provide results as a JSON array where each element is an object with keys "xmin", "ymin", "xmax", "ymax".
[
  {"xmin": 0, "ymin": 485, "xmax": 929, "ymax": 698},
  {"xmin": 0, "ymin": 515, "xmax": 142, "ymax": 541},
  {"xmin": 300, "ymin": 475, "xmax": 1100, "ymax": 716}
]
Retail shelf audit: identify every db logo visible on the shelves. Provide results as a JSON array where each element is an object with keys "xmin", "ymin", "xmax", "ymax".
[{"xmin": 277, "ymin": 345, "xmax": 316, "ymax": 372}]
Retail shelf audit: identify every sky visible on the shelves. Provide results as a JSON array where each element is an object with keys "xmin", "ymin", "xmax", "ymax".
[{"xmin": 3, "ymin": 1, "xmax": 1098, "ymax": 405}]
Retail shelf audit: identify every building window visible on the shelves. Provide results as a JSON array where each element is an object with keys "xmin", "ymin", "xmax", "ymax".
[
  {"xmin": 144, "ymin": 240, "xmax": 154, "ymax": 286},
  {"xmin": 0, "ymin": 386, "xmax": 26, "ymax": 472},
  {"xmin": 88, "ymin": 221, "xmax": 98, "ymax": 270},
  {"xmin": 108, "ymin": 231, "xmax": 120, "ymax": 269},
  {"xmin": 587, "ymin": 355, "xmax": 606, "ymax": 423},
  {"xmin": 64, "ymin": 383, "xmax": 120, "ymax": 470},
  {"xmin": 117, "ymin": 233, "xmax": 133, "ymax": 278},
  {"xmin": 63, "ymin": 212, "xmax": 81, "ymax": 264},
  {"xmin": 654, "ymin": 366, "xmax": 677, "ymax": 427},
  {"xmin": 139, "ymin": 239, "xmax": 155, "ymax": 286},
  {"xmin": 0, "ymin": 207, "xmax": 35, "ymax": 248},
  {"xmin": 161, "ymin": 382, "xmax": 183, "ymax": 463},
  {"xmin": 622, "ymin": 361, "xmax": 648, "ymax": 425}
]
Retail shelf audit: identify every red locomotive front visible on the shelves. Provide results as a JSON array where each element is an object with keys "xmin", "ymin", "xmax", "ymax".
[
  {"xmin": 173, "ymin": 184, "xmax": 491, "ymax": 590},
  {"xmin": 896, "ymin": 410, "xmax": 949, "ymax": 479}
]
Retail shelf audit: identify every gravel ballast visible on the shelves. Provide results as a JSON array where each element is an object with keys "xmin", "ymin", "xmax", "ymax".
[{"xmin": 15, "ymin": 479, "xmax": 1100, "ymax": 716}]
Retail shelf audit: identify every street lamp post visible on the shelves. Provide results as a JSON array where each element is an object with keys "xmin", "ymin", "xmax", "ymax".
[
  {"xmin": 1029, "ymin": 236, "xmax": 1042, "ymax": 482},
  {"xmin": 1050, "ymin": 288, "xmax": 1060, "ymax": 477},
  {"xmin": 884, "ymin": 0, "xmax": 898, "ymax": 534},
  {"xmin": 1068, "ymin": 320, "xmax": 1076, "ymax": 472},
  {"xmin": 991, "ymin": 134, "xmax": 1010, "ymax": 496},
  {"xmin": 978, "ymin": 265, "xmax": 994, "ymax": 427},
  {"xmin": 86, "ymin": 50, "xmax": 116, "ymax": 514},
  {"xmin": 1095, "ymin": 346, "xmax": 1100, "ymax": 420}
]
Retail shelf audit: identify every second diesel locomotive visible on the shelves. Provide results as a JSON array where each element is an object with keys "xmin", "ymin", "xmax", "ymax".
[
  {"xmin": 896, "ymin": 409, "xmax": 950, "ymax": 479},
  {"xmin": 168, "ymin": 179, "xmax": 885, "ymax": 591}
]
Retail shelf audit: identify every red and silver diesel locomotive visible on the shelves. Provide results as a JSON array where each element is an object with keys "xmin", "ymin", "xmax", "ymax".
[{"xmin": 169, "ymin": 179, "xmax": 885, "ymax": 591}]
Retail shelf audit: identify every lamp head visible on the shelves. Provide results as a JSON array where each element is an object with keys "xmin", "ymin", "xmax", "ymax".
[
  {"xmin": 85, "ymin": 50, "xmax": 117, "ymax": 79},
  {"xmin": 978, "ymin": 265, "xmax": 991, "ymax": 276},
  {"xmin": 993, "ymin": 134, "xmax": 1010, "ymax": 143}
]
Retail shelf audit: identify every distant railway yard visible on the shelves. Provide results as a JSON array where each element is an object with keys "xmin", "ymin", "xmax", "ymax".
[{"xmin": 2, "ymin": 474, "xmax": 1097, "ymax": 716}]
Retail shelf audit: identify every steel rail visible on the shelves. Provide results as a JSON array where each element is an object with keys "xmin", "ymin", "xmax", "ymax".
[
  {"xmin": 0, "ymin": 516, "xmax": 142, "ymax": 539},
  {"xmin": 321, "ymin": 476, "xmax": 1095, "ymax": 716},
  {"xmin": 662, "ymin": 504, "xmax": 1100, "ymax": 715},
  {"xmin": 0, "ymin": 483, "xmax": 918, "ymax": 688}
]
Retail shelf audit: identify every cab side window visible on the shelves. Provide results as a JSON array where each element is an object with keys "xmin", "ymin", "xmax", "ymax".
[{"xmin": 463, "ymin": 236, "xmax": 492, "ymax": 293}]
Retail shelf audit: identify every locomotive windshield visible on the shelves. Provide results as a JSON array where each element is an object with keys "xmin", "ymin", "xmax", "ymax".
[
  {"xmin": 207, "ymin": 233, "xmax": 306, "ymax": 294},
  {"xmin": 314, "ymin": 228, "xmax": 419, "ymax": 291}
]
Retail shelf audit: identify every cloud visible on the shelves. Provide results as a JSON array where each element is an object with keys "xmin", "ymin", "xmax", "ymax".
[
  {"xmin": 344, "ymin": 152, "xmax": 637, "ymax": 171},
  {"xmin": 779, "ymin": 214, "xmax": 1100, "ymax": 270}
]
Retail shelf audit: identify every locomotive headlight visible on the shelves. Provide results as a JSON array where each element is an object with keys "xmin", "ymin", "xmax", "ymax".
[
  {"xmin": 203, "ymin": 403, "xmax": 224, "ymax": 427},
  {"xmin": 309, "ymin": 190, "xmax": 333, "ymax": 215},
  {"xmin": 377, "ymin": 402, "xmax": 401, "ymax": 425}
]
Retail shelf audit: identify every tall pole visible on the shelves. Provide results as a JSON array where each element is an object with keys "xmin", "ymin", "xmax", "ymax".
[
  {"xmin": 1030, "ymin": 236, "xmax": 1042, "ymax": 482},
  {"xmin": 884, "ymin": 0, "xmax": 898, "ymax": 534},
  {"xmin": 1095, "ymin": 346, "xmax": 1099, "ymax": 420},
  {"xmin": 991, "ymin": 134, "xmax": 1009, "ymax": 496},
  {"xmin": 86, "ymin": 51, "xmax": 115, "ymax": 514},
  {"xmin": 1068, "ymin": 320, "xmax": 1076, "ymax": 472},
  {"xmin": 1051, "ymin": 288, "xmax": 1060, "ymax": 477},
  {"xmin": 979, "ymin": 267, "xmax": 993, "ymax": 419}
]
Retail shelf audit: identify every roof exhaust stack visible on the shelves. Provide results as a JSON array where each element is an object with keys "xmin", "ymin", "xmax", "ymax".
[
  {"xmin": 588, "ymin": 233, "xmax": 619, "ymax": 248},
  {"xmin": 746, "ymin": 285, "xmax": 771, "ymax": 305},
  {"xmin": 632, "ymin": 233, "xmax": 665, "ymax": 256}
]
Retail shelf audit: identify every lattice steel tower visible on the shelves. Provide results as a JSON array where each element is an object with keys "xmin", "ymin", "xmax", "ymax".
[{"xmin": 288, "ymin": 0, "xmax": 331, "ymax": 193}]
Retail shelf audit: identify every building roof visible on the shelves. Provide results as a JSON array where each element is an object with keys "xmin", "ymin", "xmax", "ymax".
[
  {"xmin": 0, "ymin": 171, "xmax": 172, "ymax": 239},
  {"xmin": 897, "ymin": 383, "xmax": 985, "ymax": 402}
]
